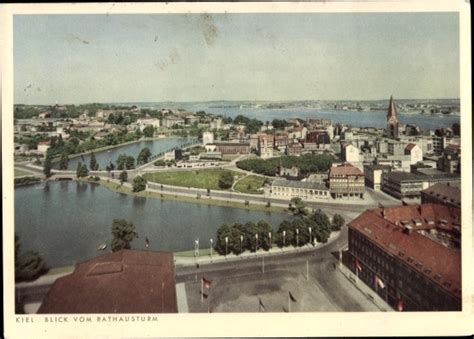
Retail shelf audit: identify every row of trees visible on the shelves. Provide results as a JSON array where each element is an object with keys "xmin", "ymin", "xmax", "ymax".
[
  {"xmin": 214, "ymin": 210, "xmax": 345, "ymax": 255},
  {"xmin": 236, "ymin": 153, "xmax": 335, "ymax": 176}
]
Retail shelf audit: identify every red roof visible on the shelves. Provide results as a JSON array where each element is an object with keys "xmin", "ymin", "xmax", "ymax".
[
  {"xmin": 330, "ymin": 163, "xmax": 363, "ymax": 177},
  {"xmin": 348, "ymin": 204, "xmax": 461, "ymax": 298},
  {"xmin": 405, "ymin": 143, "xmax": 418, "ymax": 152},
  {"xmin": 38, "ymin": 140, "xmax": 51, "ymax": 145},
  {"xmin": 38, "ymin": 250, "xmax": 178, "ymax": 314}
]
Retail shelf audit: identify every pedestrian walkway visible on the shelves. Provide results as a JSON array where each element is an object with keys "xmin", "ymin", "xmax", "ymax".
[
  {"xmin": 337, "ymin": 262, "xmax": 394, "ymax": 312},
  {"xmin": 174, "ymin": 230, "xmax": 341, "ymax": 267}
]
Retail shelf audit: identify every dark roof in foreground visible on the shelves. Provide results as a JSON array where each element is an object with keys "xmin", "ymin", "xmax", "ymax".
[
  {"xmin": 421, "ymin": 183, "xmax": 461, "ymax": 206},
  {"xmin": 38, "ymin": 250, "xmax": 177, "ymax": 314},
  {"xmin": 348, "ymin": 204, "xmax": 461, "ymax": 298}
]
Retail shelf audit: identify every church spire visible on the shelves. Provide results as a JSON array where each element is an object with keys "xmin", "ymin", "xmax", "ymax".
[{"xmin": 387, "ymin": 95, "xmax": 398, "ymax": 122}]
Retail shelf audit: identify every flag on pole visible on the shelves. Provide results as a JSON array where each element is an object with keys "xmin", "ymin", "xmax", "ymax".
[
  {"xmin": 258, "ymin": 297, "xmax": 265, "ymax": 312},
  {"xmin": 145, "ymin": 237, "xmax": 150, "ymax": 248},
  {"xmin": 375, "ymin": 276, "xmax": 385, "ymax": 289},
  {"xmin": 289, "ymin": 291, "xmax": 297, "ymax": 302},
  {"xmin": 355, "ymin": 259, "xmax": 362, "ymax": 272},
  {"xmin": 202, "ymin": 276, "xmax": 212, "ymax": 289},
  {"xmin": 397, "ymin": 300, "xmax": 404, "ymax": 312}
]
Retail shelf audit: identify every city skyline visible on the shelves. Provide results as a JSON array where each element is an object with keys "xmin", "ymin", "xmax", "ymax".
[{"xmin": 14, "ymin": 12, "xmax": 459, "ymax": 105}]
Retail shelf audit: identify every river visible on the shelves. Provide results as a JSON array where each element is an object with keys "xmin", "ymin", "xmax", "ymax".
[
  {"xmin": 63, "ymin": 137, "xmax": 196, "ymax": 170},
  {"xmin": 14, "ymin": 181, "xmax": 291, "ymax": 268}
]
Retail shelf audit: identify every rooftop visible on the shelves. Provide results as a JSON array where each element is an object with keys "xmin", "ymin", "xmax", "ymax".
[
  {"xmin": 272, "ymin": 178, "xmax": 328, "ymax": 191},
  {"xmin": 348, "ymin": 204, "xmax": 461, "ymax": 298},
  {"xmin": 384, "ymin": 170, "xmax": 460, "ymax": 183},
  {"xmin": 421, "ymin": 183, "xmax": 461, "ymax": 206},
  {"xmin": 364, "ymin": 164, "xmax": 392, "ymax": 171},
  {"xmin": 212, "ymin": 142, "xmax": 250, "ymax": 147},
  {"xmin": 37, "ymin": 250, "xmax": 178, "ymax": 314},
  {"xmin": 329, "ymin": 163, "xmax": 363, "ymax": 177}
]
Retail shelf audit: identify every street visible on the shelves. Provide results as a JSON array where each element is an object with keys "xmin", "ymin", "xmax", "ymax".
[{"xmin": 176, "ymin": 226, "xmax": 382, "ymax": 312}]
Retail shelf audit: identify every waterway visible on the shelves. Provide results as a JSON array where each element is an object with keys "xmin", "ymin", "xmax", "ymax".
[
  {"xmin": 14, "ymin": 181, "xmax": 290, "ymax": 268},
  {"xmin": 133, "ymin": 102, "xmax": 460, "ymax": 130},
  {"xmin": 63, "ymin": 137, "xmax": 196, "ymax": 170}
]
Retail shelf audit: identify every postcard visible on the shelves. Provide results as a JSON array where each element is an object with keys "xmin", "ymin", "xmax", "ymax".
[{"xmin": 1, "ymin": 1, "xmax": 472, "ymax": 337}]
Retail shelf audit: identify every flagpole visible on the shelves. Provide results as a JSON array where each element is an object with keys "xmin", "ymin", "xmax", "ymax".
[
  {"xmin": 306, "ymin": 260, "xmax": 309, "ymax": 281},
  {"xmin": 162, "ymin": 282, "xmax": 165, "ymax": 312},
  {"xmin": 201, "ymin": 275, "xmax": 203, "ymax": 302}
]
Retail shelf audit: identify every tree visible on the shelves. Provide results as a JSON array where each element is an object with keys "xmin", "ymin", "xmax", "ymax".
[
  {"xmin": 332, "ymin": 214, "xmax": 345, "ymax": 231},
  {"xmin": 43, "ymin": 154, "xmax": 52, "ymax": 177},
  {"xmin": 132, "ymin": 175, "xmax": 147, "ymax": 192},
  {"xmin": 76, "ymin": 162, "xmax": 89, "ymax": 178},
  {"xmin": 218, "ymin": 171, "xmax": 234, "ymax": 189},
  {"xmin": 90, "ymin": 152, "xmax": 99, "ymax": 171},
  {"xmin": 111, "ymin": 219, "xmax": 138, "ymax": 252},
  {"xmin": 289, "ymin": 197, "xmax": 308, "ymax": 216},
  {"xmin": 15, "ymin": 235, "xmax": 48, "ymax": 282},
  {"xmin": 215, "ymin": 223, "xmax": 232, "ymax": 255},
  {"xmin": 116, "ymin": 154, "xmax": 135, "ymax": 170},
  {"xmin": 105, "ymin": 161, "xmax": 116, "ymax": 172},
  {"xmin": 137, "ymin": 147, "xmax": 152, "ymax": 165},
  {"xmin": 119, "ymin": 170, "xmax": 128, "ymax": 184},
  {"xmin": 59, "ymin": 152, "xmax": 69, "ymax": 170},
  {"xmin": 310, "ymin": 210, "xmax": 332, "ymax": 243},
  {"xmin": 143, "ymin": 125, "xmax": 154, "ymax": 138}
]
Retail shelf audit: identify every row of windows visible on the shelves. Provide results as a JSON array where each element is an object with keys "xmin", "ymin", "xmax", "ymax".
[{"xmin": 350, "ymin": 231, "xmax": 461, "ymax": 310}]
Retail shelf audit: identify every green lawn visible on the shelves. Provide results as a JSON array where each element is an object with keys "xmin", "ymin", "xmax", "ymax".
[
  {"xmin": 143, "ymin": 169, "xmax": 245, "ymax": 190},
  {"xmin": 14, "ymin": 168, "xmax": 33, "ymax": 177},
  {"xmin": 234, "ymin": 175, "xmax": 270, "ymax": 195}
]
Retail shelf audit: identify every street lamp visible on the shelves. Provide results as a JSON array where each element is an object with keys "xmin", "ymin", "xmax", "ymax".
[
  {"xmin": 296, "ymin": 228, "xmax": 299, "ymax": 247},
  {"xmin": 308, "ymin": 227, "xmax": 312, "ymax": 246},
  {"xmin": 210, "ymin": 238, "xmax": 213, "ymax": 259},
  {"xmin": 283, "ymin": 230, "xmax": 286, "ymax": 248},
  {"xmin": 195, "ymin": 238, "xmax": 199, "ymax": 258},
  {"xmin": 225, "ymin": 236, "xmax": 228, "ymax": 258},
  {"xmin": 240, "ymin": 235, "xmax": 243, "ymax": 255},
  {"xmin": 268, "ymin": 232, "xmax": 272, "ymax": 249},
  {"xmin": 255, "ymin": 234, "xmax": 259, "ymax": 252}
]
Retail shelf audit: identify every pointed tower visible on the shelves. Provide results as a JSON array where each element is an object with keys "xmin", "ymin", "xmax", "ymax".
[{"xmin": 386, "ymin": 95, "xmax": 399, "ymax": 138}]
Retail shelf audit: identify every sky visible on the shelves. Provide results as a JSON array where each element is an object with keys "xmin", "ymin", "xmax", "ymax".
[{"xmin": 14, "ymin": 12, "xmax": 459, "ymax": 105}]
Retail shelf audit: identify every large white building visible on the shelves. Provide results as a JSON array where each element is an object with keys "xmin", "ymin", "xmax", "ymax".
[
  {"xmin": 271, "ymin": 179, "xmax": 330, "ymax": 201},
  {"xmin": 405, "ymin": 143, "xmax": 423, "ymax": 165},
  {"xmin": 137, "ymin": 118, "xmax": 161, "ymax": 131},
  {"xmin": 343, "ymin": 144, "xmax": 360, "ymax": 163},
  {"xmin": 202, "ymin": 132, "xmax": 214, "ymax": 145}
]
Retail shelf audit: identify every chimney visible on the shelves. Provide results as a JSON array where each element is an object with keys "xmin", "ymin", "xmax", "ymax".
[{"xmin": 405, "ymin": 225, "xmax": 413, "ymax": 235}]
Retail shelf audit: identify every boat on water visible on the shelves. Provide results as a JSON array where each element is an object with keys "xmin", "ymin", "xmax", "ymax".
[{"xmin": 97, "ymin": 242, "xmax": 107, "ymax": 251}]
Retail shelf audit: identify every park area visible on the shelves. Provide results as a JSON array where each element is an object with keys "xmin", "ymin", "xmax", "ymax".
[
  {"xmin": 143, "ymin": 169, "xmax": 245, "ymax": 191},
  {"xmin": 234, "ymin": 175, "xmax": 270, "ymax": 194}
]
